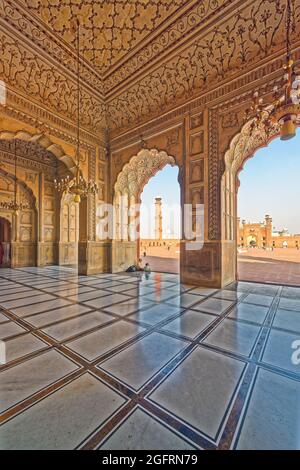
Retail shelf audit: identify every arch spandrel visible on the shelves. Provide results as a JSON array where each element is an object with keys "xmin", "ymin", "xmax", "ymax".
[
  {"xmin": 114, "ymin": 148, "xmax": 176, "ymax": 199},
  {"xmin": 223, "ymin": 118, "xmax": 281, "ymax": 177},
  {"xmin": 0, "ymin": 167, "xmax": 37, "ymax": 209},
  {"xmin": 0, "ymin": 130, "xmax": 77, "ymax": 174}
]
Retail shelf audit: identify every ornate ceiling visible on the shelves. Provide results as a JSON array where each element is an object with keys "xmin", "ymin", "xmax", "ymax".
[
  {"xmin": 1, "ymin": 0, "xmax": 300, "ymax": 134},
  {"xmin": 19, "ymin": 0, "xmax": 186, "ymax": 75}
]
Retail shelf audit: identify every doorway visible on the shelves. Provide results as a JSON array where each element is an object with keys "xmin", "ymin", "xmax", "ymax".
[
  {"xmin": 0, "ymin": 217, "xmax": 11, "ymax": 267},
  {"xmin": 139, "ymin": 165, "xmax": 180, "ymax": 274}
]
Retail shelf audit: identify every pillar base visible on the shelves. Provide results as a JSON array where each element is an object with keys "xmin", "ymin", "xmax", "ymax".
[
  {"xmin": 111, "ymin": 240, "xmax": 137, "ymax": 273},
  {"xmin": 180, "ymin": 240, "xmax": 236, "ymax": 288},
  {"xmin": 58, "ymin": 242, "xmax": 78, "ymax": 266},
  {"xmin": 78, "ymin": 241, "xmax": 111, "ymax": 275},
  {"xmin": 37, "ymin": 242, "xmax": 58, "ymax": 267},
  {"xmin": 11, "ymin": 241, "xmax": 37, "ymax": 268}
]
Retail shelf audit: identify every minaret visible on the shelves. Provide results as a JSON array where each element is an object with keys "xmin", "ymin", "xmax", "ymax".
[
  {"xmin": 155, "ymin": 197, "xmax": 163, "ymax": 240},
  {"xmin": 265, "ymin": 214, "xmax": 273, "ymax": 249}
]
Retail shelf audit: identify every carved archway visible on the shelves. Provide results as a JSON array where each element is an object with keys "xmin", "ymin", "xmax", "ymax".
[
  {"xmin": 59, "ymin": 192, "xmax": 79, "ymax": 266},
  {"xmin": 0, "ymin": 168, "xmax": 37, "ymax": 267},
  {"xmin": 221, "ymin": 117, "xmax": 298, "ymax": 285},
  {"xmin": 112, "ymin": 148, "xmax": 177, "ymax": 272},
  {"xmin": 114, "ymin": 148, "xmax": 176, "ymax": 198},
  {"xmin": 0, "ymin": 130, "xmax": 77, "ymax": 174},
  {"xmin": 224, "ymin": 119, "xmax": 280, "ymax": 177},
  {"xmin": 0, "ymin": 216, "xmax": 11, "ymax": 268},
  {"xmin": 0, "ymin": 166, "xmax": 37, "ymax": 207}
]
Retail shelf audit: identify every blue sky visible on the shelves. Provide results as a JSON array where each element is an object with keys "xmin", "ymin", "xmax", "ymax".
[
  {"xmin": 140, "ymin": 132, "xmax": 300, "ymax": 237},
  {"xmin": 140, "ymin": 165, "xmax": 180, "ymax": 238}
]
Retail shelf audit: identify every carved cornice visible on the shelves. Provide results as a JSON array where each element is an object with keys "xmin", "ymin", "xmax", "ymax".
[
  {"xmin": 2, "ymin": 90, "xmax": 105, "ymax": 149},
  {"xmin": 0, "ymin": 148, "xmax": 56, "ymax": 177}
]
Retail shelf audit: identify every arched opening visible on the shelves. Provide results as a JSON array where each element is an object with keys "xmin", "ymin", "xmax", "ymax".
[
  {"xmin": 139, "ymin": 165, "xmax": 180, "ymax": 274},
  {"xmin": 237, "ymin": 133, "xmax": 300, "ymax": 285},
  {"xmin": 222, "ymin": 117, "xmax": 300, "ymax": 286},
  {"xmin": 59, "ymin": 193, "xmax": 79, "ymax": 266},
  {"xmin": 111, "ymin": 148, "xmax": 180, "ymax": 273},
  {"xmin": 0, "ymin": 217, "xmax": 11, "ymax": 267},
  {"xmin": 0, "ymin": 132, "xmax": 79, "ymax": 269},
  {"xmin": 0, "ymin": 166, "xmax": 37, "ymax": 267}
]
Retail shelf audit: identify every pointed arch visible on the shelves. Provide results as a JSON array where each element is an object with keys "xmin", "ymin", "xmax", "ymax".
[
  {"xmin": 111, "ymin": 148, "xmax": 178, "ymax": 272},
  {"xmin": 0, "ymin": 130, "xmax": 77, "ymax": 174},
  {"xmin": 114, "ymin": 148, "xmax": 176, "ymax": 199},
  {"xmin": 221, "ymin": 116, "xmax": 299, "ymax": 285},
  {"xmin": 224, "ymin": 118, "xmax": 280, "ymax": 177},
  {"xmin": 0, "ymin": 166, "xmax": 37, "ymax": 208}
]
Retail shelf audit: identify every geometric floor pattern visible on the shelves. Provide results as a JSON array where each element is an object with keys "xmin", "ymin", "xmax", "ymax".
[{"xmin": 0, "ymin": 266, "xmax": 300, "ymax": 450}]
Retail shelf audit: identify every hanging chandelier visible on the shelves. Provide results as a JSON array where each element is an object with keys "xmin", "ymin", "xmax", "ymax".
[
  {"xmin": 0, "ymin": 139, "xmax": 31, "ymax": 214},
  {"xmin": 54, "ymin": 19, "xmax": 98, "ymax": 203},
  {"xmin": 246, "ymin": 0, "xmax": 300, "ymax": 140}
]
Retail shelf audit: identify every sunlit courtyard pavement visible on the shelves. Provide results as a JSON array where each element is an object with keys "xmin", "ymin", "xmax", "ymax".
[
  {"xmin": 0, "ymin": 266, "xmax": 300, "ymax": 450},
  {"xmin": 238, "ymin": 248, "xmax": 300, "ymax": 286}
]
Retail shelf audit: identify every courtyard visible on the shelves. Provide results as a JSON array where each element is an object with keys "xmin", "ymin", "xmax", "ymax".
[{"xmin": 238, "ymin": 248, "xmax": 300, "ymax": 286}]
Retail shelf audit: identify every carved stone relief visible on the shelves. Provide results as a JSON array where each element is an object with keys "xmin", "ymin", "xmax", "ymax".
[{"xmin": 114, "ymin": 148, "xmax": 176, "ymax": 198}]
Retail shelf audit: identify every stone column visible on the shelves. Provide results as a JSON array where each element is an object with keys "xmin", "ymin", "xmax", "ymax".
[
  {"xmin": 236, "ymin": 217, "xmax": 240, "ymax": 247},
  {"xmin": 155, "ymin": 197, "xmax": 162, "ymax": 240},
  {"xmin": 265, "ymin": 214, "xmax": 273, "ymax": 249},
  {"xmin": 78, "ymin": 195, "xmax": 90, "ymax": 275},
  {"xmin": 37, "ymin": 172, "xmax": 45, "ymax": 266}
]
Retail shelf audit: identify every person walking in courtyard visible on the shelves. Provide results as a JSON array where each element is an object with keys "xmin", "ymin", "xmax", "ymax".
[{"xmin": 144, "ymin": 262, "xmax": 151, "ymax": 279}]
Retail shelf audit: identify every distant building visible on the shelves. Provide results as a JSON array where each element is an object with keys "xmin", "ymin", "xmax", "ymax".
[{"xmin": 237, "ymin": 215, "xmax": 300, "ymax": 249}]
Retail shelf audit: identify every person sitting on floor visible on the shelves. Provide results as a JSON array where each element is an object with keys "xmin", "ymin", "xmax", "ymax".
[{"xmin": 126, "ymin": 264, "xmax": 136, "ymax": 272}]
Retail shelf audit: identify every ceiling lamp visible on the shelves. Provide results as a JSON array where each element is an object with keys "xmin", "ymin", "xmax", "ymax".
[
  {"xmin": 247, "ymin": 0, "xmax": 300, "ymax": 140},
  {"xmin": 54, "ymin": 19, "xmax": 98, "ymax": 203},
  {"xmin": 0, "ymin": 139, "xmax": 31, "ymax": 214}
]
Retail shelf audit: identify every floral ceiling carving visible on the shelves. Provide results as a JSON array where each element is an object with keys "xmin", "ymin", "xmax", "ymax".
[
  {"xmin": 1, "ymin": 0, "xmax": 300, "ymax": 134},
  {"xmin": 0, "ymin": 30, "xmax": 106, "ymax": 134},
  {"xmin": 19, "ymin": 0, "xmax": 186, "ymax": 75},
  {"xmin": 107, "ymin": 0, "xmax": 300, "ymax": 130}
]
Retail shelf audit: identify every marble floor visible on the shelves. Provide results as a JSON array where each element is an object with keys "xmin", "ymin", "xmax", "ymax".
[{"xmin": 0, "ymin": 267, "xmax": 300, "ymax": 450}]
